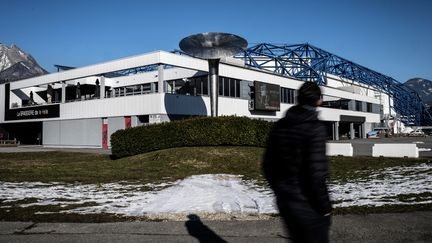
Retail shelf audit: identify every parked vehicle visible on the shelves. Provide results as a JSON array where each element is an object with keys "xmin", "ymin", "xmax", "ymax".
[
  {"xmin": 409, "ymin": 130, "xmax": 426, "ymax": 137},
  {"xmin": 367, "ymin": 127, "xmax": 389, "ymax": 138},
  {"xmin": 366, "ymin": 130, "xmax": 380, "ymax": 138}
]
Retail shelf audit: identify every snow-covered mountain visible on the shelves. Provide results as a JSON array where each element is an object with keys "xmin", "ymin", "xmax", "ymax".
[
  {"xmin": 404, "ymin": 78, "xmax": 432, "ymax": 106},
  {"xmin": 0, "ymin": 43, "xmax": 48, "ymax": 83}
]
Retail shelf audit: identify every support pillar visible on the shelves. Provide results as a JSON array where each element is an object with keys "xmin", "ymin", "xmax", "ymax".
[
  {"xmin": 334, "ymin": 121, "xmax": 339, "ymax": 141},
  {"xmin": 350, "ymin": 122, "xmax": 355, "ymax": 140},
  {"xmin": 100, "ymin": 76, "xmax": 105, "ymax": 98},
  {"xmin": 61, "ymin": 81, "xmax": 66, "ymax": 103},
  {"xmin": 158, "ymin": 64, "xmax": 164, "ymax": 93},
  {"xmin": 208, "ymin": 59, "xmax": 219, "ymax": 117}
]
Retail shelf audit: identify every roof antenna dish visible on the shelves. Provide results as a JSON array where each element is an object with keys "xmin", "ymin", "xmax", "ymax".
[{"xmin": 179, "ymin": 32, "xmax": 248, "ymax": 117}]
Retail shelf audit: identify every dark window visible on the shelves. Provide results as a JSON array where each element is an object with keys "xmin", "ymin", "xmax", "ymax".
[
  {"xmin": 230, "ymin": 78, "xmax": 236, "ymax": 97},
  {"xmin": 340, "ymin": 100, "xmax": 349, "ymax": 110},
  {"xmin": 280, "ymin": 87, "xmax": 296, "ymax": 104},
  {"xmin": 367, "ymin": 102, "xmax": 372, "ymax": 112},
  {"xmin": 235, "ymin": 80, "xmax": 240, "ymax": 97},
  {"xmin": 356, "ymin": 101, "xmax": 362, "ymax": 111},
  {"xmin": 203, "ymin": 77, "xmax": 208, "ymax": 95},
  {"xmin": 224, "ymin": 78, "xmax": 229, "ymax": 96},
  {"xmin": 218, "ymin": 78, "xmax": 223, "ymax": 95}
]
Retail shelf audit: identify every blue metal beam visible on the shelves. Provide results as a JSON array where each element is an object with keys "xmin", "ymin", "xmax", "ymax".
[{"xmin": 237, "ymin": 43, "xmax": 432, "ymax": 126}]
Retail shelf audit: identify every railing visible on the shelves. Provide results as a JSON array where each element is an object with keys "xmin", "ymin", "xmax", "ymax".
[{"xmin": 0, "ymin": 140, "xmax": 17, "ymax": 146}]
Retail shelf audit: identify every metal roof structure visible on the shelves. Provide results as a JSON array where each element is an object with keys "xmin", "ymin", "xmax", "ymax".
[{"xmin": 237, "ymin": 43, "xmax": 432, "ymax": 125}]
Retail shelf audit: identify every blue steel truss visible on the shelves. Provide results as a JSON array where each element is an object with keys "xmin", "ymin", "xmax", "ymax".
[{"xmin": 237, "ymin": 43, "xmax": 432, "ymax": 126}]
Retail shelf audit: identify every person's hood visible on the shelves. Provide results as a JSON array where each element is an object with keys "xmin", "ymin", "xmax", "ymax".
[{"xmin": 283, "ymin": 105, "xmax": 318, "ymax": 125}]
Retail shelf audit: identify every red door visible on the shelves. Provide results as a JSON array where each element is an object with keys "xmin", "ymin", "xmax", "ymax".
[
  {"xmin": 125, "ymin": 116, "xmax": 132, "ymax": 129},
  {"xmin": 102, "ymin": 118, "xmax": 108, "ymax": 149}
]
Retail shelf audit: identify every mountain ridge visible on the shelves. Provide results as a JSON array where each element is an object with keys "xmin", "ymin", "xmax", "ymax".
[
  {"xmin": 0, "ymin": 43, "xmax": 48, "ymax": 83},
  {"xmin": 404, "ymin": 78, "xmax": 432, "ymax": 106}
]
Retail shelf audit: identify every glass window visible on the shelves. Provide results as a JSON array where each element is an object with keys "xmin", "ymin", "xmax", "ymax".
[
  {"xmin": 367, "ymin": 102, "xmax": 373, "ymax": 112},
  {"xmin": 203, "ymin": 77, "xmax": 209, "ymax": 95},
  {"xmin": 219, "ymin": 77, "xmax": 223, "ymax": 95},
  {"xmin": 224, "ymin": 78, "xmax": 230, "ymax": 96},
  {"xmin": 280, "ymin": 87, "xmax": 296, "ymax": 104},
  {"xmin": 340, "ymin": 100, "xmax": 349, "ymax": 110},
  {"xmin": 230, "ymin": 78, "xmax": 236, "ymax": 97},
  {"xmin": 356, "ymin": 101, "xmax": 362, "ymax": 111},
  {"xmin": 235, "ymin": 80, "xmax": 240, "ymax": 97}
]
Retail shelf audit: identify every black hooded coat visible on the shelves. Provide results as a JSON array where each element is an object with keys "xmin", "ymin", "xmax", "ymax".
[{"xmin": 263, "ymin": 105, "xmax": 332, "ymax": 218}]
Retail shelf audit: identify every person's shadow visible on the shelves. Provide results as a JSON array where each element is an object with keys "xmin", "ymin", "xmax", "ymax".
[{"xmin": 185, "ymin": 214, "xmax": 227, "ymax": 243}]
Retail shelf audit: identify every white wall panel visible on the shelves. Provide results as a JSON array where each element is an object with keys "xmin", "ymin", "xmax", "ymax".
[
  {"xmin": 108, "ymin": 117, "xmax": 124, "ymax": 147},
  {"xmin": 59, "ymin": 119, "xmax": 102, "ymax": 147},
  {"xmin": 43, "ymin": 119, "xmax": 101, "ymax": 147},
  {"xmin": 43, "ymin": 121, "xmax": 61, "ymax": 145}
]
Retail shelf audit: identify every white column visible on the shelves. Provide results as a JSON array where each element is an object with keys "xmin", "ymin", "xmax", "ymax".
[
  {"xmin": 158, "ymin": 64, "xmax": 164, "ymax": 93},
  {"xmin": 61, "ymin": 81, "xmax": 66, "ymax": 103},
  {"xmin": 334, "ymin": 121, "xmax": 339, "ymax": 141},
  {"xmin": 100, "ymin": 76, "xmax": 105, "ymax": 98},
  {"xmin": 350, "ymin": 122, "xmax": 355, "ymax": 140}
]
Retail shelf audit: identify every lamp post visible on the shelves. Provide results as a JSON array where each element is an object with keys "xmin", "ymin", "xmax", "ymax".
[{"xmin": 179, "ymin": 32, "xmax": 247, "ymax": 117}]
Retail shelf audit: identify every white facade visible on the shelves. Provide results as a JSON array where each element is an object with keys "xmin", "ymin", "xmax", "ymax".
[{"xmin": 0, "ymin": 51, "xmax": 382, "ymax": 147}]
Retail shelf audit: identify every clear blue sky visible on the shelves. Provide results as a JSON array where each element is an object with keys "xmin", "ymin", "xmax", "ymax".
[{"xmin": 1, "ymin": 0, "xmax": 431, "ymax": 82}]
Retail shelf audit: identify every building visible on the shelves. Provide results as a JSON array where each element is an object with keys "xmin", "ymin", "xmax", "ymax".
[{"xmin": 0, "ymin": 45, "xmax": 395, "ymax": 148}]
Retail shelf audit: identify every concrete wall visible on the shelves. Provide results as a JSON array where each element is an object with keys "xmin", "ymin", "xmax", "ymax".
[{"xmin": 372, "ymin": 144, "xmax": 419, "ymax": 158}]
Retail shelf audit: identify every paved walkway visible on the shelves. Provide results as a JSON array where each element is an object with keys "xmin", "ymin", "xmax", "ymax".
[
  {"xmin": 332, "ymin": 136, "xmax": 432, "ymax": 157},
  {"xmin": 0, "ymin": 145, "xmax": 111, "ymax": 155},
  {"xmin": 0, "ymin": 212, "xmax": 431, "ymax": 242}
]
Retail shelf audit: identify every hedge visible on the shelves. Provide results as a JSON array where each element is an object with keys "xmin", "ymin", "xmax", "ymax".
[{"xmin": 111, "ymin": 116, "xmax": 273, "ymax": 158}]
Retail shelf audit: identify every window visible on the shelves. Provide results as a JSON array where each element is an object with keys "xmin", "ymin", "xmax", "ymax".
[
  {"xmin": 367, "ymin": 102, "xmax": 373, "ymax": 112},
  {"xmin": 219, "ymin": 78, "xmax": 223, "ymax": 95},
  {"xmin": 218, "ymin": 76, "xmax": 241, "ymax": 98},
  {"xmin": 236, "ymin": 80, "xmax": 240, "ymax": 97},
  {"xmin": 355, "ymin": 101, "xmax": 362, "ymax": 111},
  {"xmin": 230, "ymin": 78, "xmax": 236, "ymax": 97},
  {"xmin": 224, "ymin": 78, "xmax": 229, "ymax": 96},
  {"xmin": 280, "ymin": 87, "xmax": 296, "ymax": 104}
]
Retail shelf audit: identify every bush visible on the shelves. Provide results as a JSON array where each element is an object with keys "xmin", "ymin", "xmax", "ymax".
[{"xmin": 111, "ymin": 116, "xmax": 273, "ymax": 158}]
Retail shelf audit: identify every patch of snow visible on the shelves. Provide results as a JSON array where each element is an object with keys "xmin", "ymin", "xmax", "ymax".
[
  {"xmin": 0, "ymin": 163, "xmax": 431, "ymax": 215},
  {"xmin": 412, "ymin": 141, "xmax": 425, "ymax": 144},
  {"xmin": 330, "ymin": 163, "xmax": 432, "ymax": 207},
  {"xmin": 418, "ymin": 148, "xmax": 431, "ymax": 152},
  {"xmin": 0, "ymin": 175, "xmax": 276, "ymax": 216}
]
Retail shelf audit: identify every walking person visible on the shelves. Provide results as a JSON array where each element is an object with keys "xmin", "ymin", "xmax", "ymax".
[{"xmin": 263, "ymin": 82, "xmax": 332, "ymax": 243}]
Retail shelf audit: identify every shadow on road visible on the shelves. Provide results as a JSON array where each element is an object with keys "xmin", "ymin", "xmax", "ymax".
[{"xmin": 185, "ymin": 214, "xmax": 227, "ymax": 243}]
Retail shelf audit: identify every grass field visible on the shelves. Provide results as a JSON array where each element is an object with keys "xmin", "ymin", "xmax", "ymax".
[
  {"xmin": 0, "ymin": 147, "xmax": 431, "ymax": 222},
  {"xmin": 1, "ymin": 147, "xmax": 429, "ymax": 183}
]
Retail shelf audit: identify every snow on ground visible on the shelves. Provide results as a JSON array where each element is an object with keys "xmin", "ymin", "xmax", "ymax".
[
  {"xmin": 418, "ymin": 148, "xmax": 431, "ymax": 152},
  {"xmin": 0, "ymin": 163, "xmax": 431, "ymax": 216},
  {"xmin": 329, "ymin": 163, "xmax": 432, "ymax": 207}
]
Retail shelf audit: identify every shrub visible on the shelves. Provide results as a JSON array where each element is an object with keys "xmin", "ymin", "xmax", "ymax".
[{"xmin": 111, "ymin": 116, "xmax": 273, "ymax": 158}]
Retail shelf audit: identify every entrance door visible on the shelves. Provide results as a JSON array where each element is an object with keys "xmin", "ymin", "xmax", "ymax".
[{"xmin": 102, "ymin": 118, "xmax": 108, "ymax": 149}]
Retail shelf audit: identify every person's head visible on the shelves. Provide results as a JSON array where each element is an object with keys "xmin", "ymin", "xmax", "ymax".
[{"xmin": 298, "ymin": 82, "xmax": 322, "ymax": 107}]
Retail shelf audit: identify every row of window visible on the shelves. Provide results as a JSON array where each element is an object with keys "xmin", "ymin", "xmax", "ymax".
[
  {"xmin": 322, "ymin": 97, "xmax": 377, "ymax": 113},
  {"xmin": 219, "ymin": 77, "xmax": 241, "ymax": 98},
  {"xmin": 100, "ymin": 76, "xmax": 379, "ymax": 114},
  {"xmin": 280, "ymin": 87, "xmax": 296, "ymax": 104}
]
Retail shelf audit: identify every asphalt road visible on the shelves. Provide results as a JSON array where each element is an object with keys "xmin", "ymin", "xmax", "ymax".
[{"xmin": 0, "ymin": 212, "xmax": 431, "ymax": 242}]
